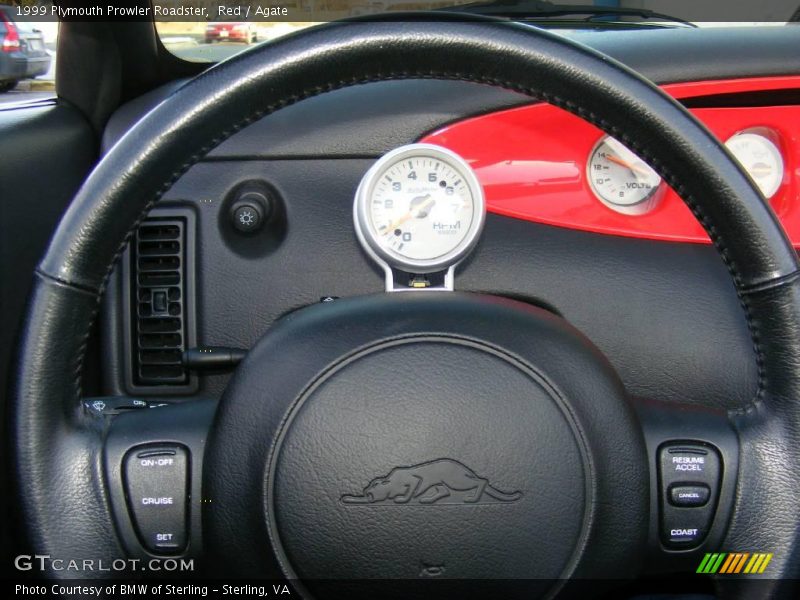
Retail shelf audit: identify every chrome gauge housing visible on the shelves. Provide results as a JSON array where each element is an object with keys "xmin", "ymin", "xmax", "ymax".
[{"xmin": 354, "ymin": 143, "xmax": 486, "ymax": 291}]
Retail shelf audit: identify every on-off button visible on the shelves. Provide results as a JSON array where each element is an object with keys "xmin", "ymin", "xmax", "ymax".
[{"xmin": 124, "ymin": 445, "xmax": 189, "ymax": 554}]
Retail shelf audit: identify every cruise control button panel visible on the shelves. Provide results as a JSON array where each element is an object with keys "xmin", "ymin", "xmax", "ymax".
[
  {"xmin": 658, "ymin": 443, "xmax": 721, "ymax": 549},
  {"xmin": 124, "ymin": 445, "xmax": 189, "ymax": 554}
]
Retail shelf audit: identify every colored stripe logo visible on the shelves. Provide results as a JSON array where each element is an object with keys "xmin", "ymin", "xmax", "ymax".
[{"xmin": 697, "ymin": 552, "xmax": 773, "ymax": 574}]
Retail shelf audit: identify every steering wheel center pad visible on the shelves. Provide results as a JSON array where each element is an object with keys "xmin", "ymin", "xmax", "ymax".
[{"xmin": 205, "ymin": 293, "xmax": 646, "ymax": 590}]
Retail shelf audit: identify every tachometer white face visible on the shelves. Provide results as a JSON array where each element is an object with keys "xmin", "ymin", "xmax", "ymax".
[
  {"xmin": 588, "ymin": 136, "xmax": 662, "ymax": 213},
  {"xmin": 724, "ymin": 132, "xmax": 784, "ymax": 200},
  {"xmin": 354, "ymin": 144, "xmax": 485, "ymax": 276},
  {"xmin": 369, "ymin": 157, "xmax": 474, "ymax": 261}
]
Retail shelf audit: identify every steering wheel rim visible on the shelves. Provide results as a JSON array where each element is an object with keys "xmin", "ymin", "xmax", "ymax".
[{"xmin": 13, "ymin": 20, "xmax": 800, "ymax": 595}]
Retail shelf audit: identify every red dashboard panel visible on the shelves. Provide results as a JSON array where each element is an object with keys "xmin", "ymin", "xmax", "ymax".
[{"xmin": 420, "ymin": 76, "xmax": 800, "ymax": 245}]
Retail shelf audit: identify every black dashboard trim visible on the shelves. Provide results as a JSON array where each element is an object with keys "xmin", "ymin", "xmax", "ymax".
[{"xmin": 96, "ymin": 25, "xmax": 797, "ymax": 410}]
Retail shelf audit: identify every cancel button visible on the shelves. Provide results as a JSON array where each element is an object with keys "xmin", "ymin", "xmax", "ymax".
[{"xmin": 668, "ymin": 484, "xmax": 710, "ymax": 507}]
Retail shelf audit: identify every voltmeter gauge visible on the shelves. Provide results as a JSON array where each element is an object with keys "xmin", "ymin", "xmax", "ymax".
[
  {"xmin": 354, "ymin": 143, "xmax": 485, "ymax": 291},
  {"xmin": 587, "ymin": 136, "xmax": 663, "ymax": 215},
  {"xmin": 724, "ymin": 131, "xmax": 784, "ymax": 200}
]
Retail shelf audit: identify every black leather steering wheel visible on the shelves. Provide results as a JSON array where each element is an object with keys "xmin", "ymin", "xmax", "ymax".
[{"xmin": 13, "ymin": 20, "xmax": 800, "ymax": 598}]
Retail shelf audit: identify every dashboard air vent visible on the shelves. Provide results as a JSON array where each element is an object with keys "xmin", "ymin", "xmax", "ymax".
[{"xmin": 131, "ymin": 218, "xmax": 189, "ymax": 386}]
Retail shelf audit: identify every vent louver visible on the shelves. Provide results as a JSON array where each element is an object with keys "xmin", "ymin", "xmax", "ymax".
[{"xmin": 132, "ymin": 219, "xmax": 188, "ymax": 386}]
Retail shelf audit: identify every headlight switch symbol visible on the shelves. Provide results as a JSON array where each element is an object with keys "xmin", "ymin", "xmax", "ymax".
[{"xmin": 230, "ymin": 190, "xmax": 271, "ymax": 234}]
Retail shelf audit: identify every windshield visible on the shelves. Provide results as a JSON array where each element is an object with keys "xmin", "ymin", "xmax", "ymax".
[{"xmin": 153, "ymin": 0, "xmax": 798, "ymax": 63}]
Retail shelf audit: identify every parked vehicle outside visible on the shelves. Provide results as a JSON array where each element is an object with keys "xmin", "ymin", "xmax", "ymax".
[
  {"xmin": 204, "ymin": 21, "xmax": 258, "ymax": 44},
  {"xmin": 0, "ymin": 6, "xmax": 50, "ymax": 93}
]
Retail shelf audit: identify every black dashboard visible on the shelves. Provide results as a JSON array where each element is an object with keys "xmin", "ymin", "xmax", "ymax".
[{"xmin": 98, "ymin": 26, "xmax": 800, "ymax": 411}]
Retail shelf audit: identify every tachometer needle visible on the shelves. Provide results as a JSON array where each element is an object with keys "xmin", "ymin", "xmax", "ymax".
[
  {"xmin": 385, "ymin": 195, "xmax": 436, "ymax": 233},
  {"xmin": 606, "ymin": 153, "xmax": 651, "ymax": 177}
]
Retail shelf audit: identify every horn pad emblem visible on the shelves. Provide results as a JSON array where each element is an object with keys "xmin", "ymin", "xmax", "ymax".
[
  {"xmin": 267, "ymin": 333, "xmax": 593, "ymax": 584},
  {"xmin": 341, "ymin": 458, "xmax": 522, "ymax": 505}
]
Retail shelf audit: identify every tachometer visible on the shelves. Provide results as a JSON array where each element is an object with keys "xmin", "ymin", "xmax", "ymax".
[
  {"xmin": 724, "ymin": 131, "xmax": 784, "ymax": 200},
  {"xmin": 587, "ymin": 136, "xmax": 663, "ymax": 214},
  {"xmin": 354, "ymin": 143, "xmax": 485, "ymax": 291}
]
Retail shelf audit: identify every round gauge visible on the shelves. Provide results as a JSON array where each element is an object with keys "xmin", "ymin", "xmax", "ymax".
[
  {"xmin": 354, "ymin": 143, "xmax": 485, "ymax": 274},
  {"xmin": 587, "ymin": 136, "xmax": 663, "ymax": 214},
  {"xmin": 724, "ymin": 131, "xmax": 784, "ymax": 200}
]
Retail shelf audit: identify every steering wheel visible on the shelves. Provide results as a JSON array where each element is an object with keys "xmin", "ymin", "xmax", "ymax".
[{"xmin": 13, "ymin": 20, "xmax": 800, "ymax": 599}]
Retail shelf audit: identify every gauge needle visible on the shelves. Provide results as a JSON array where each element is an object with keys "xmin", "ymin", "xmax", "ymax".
[
  {"xmin": 605, "ymin": 153, "xmax": 651, "ymax": 177},
  {"xmin": 385, "ymin": 195, "xmax": 436, "ymax": 233}
]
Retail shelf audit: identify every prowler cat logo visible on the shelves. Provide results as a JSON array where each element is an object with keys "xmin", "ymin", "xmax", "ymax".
[{"xmin": 341, "ymin": 458, "xmax": 523, "ymax": 505}]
